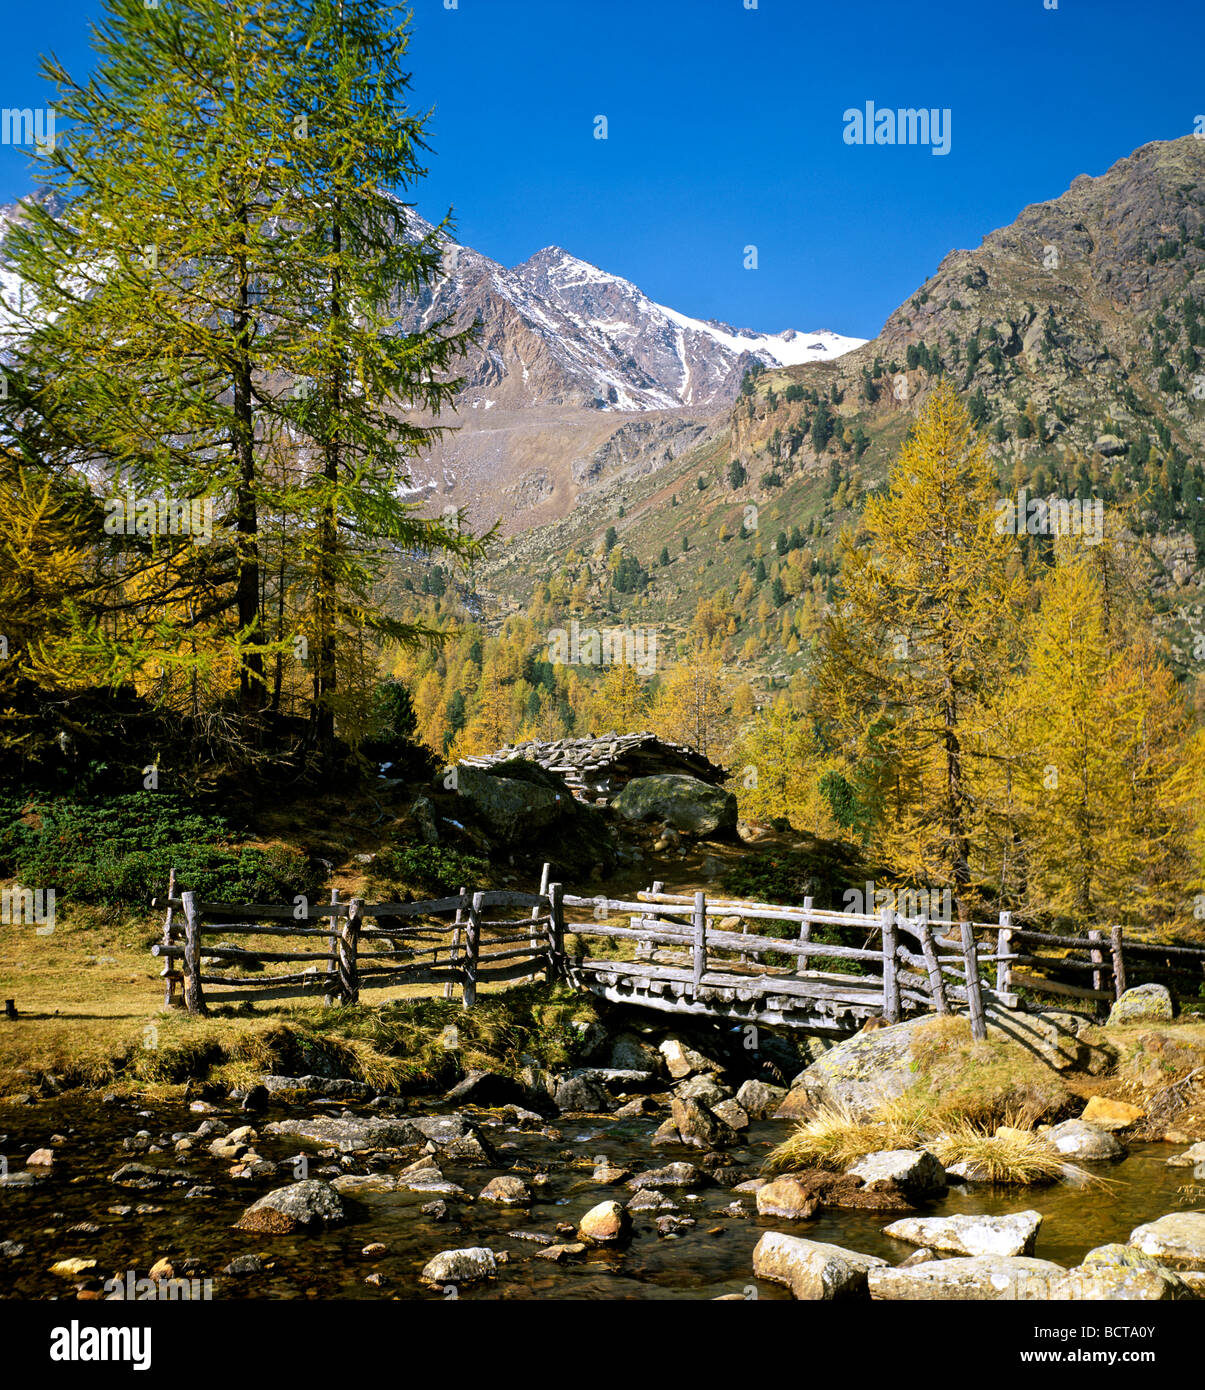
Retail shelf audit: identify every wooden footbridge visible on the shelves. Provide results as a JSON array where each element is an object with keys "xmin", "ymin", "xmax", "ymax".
[
  {"xmin": 154, "ymin": 864, "xmax": 1205, "ymax": 1038},
  {"xmin": 561, "ymin": 882, "xmax": 1008, "ymax": 1037}
]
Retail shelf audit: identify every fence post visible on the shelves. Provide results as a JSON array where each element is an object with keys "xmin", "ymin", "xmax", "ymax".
[
  {"xmin": 546, "ymin": 883, "xmax": 565, "ymax": 983},
  {"xmin": 960, "ymin": 922, "xmax": 987, "ymax": 1040},
  {"xmin": 337, "ymin": 898, "xmax": 362, "ymax": 1005},
  {"xmin": 445, "ymin": 887, "xmax": 466, "ymax": 1001},
  {"xmin": 638, "ymin": 881, "xmax": 663, "ymax": 961},
  {"xmin": 917, "ymin": 916, "xmax": 949, "ymax": 1014},
  {"xmin": 181, "ymin": 890, "xmax": 206, "ymax": 1016},
  {"xmin": 324, "ymin": 889, "xmax": 340, "ymax": 1007},
  {"xmin": 529, "ymin": 862, "xmax": 551, "ymax": 983},
  {"xmin": 692, "ymin": 891, "xmax": 707, "ymax": 1000},
  {"xmin": 462, "ymin": 892, "xmax": 483, "ymax": 1008},
  {"xmin": 161, "ymin": 867, "xmax": 184, "ymax": 1011},
  {"xmin": 795, "ymin": 896, "xmax": 813, "ymax": 976},
  {"xmin": 881, "ymin": 907, "xmax": 900, "ymax": 1023},
  {"xmin": 1110, "ymin": 925, "xmax": 1127, "ymax": 1000},
  {"xmin": 1088, "ymin": 928, "xmax": 1106, "ymax": 1017},
  {"xmin": 996, "ymin": 911, "xmax": 1013, "ymax": 999}
]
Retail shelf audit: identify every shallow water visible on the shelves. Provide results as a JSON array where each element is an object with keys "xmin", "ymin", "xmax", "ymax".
[{"xmin": 0, "ymin": 1095, "xmax": 1198, "ymax": 1301}]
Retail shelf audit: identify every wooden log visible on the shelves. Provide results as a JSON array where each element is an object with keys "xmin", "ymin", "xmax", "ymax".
[
  {"xmin": 357, "ymin": 964, "xmax": 460, "ymax": 986},
  {"xmin": 547, "ymin": 883, "xmax": 565, "ymax": 984},
  {"xmin": 1008, "ymin": 927, "xmax": 1101, "ymax": 948},
  {"xmin": 161, "ymin": 866, "xmax": 183, "ymax": 1011},
  {"xmin": 1009, "ymin": 970, "xmax": 1115, "ymax": 1002},
  {"xmin": 996, "ymin": 912, "xmax": 1012, "ymax": 999},
  {"xmin": 1115, "ymin": 939, "xmax": 1205, "ymax": 959},
  {"xmin": 325, "ymin": 889, "xmax": 340, "ymax": 1007},
  {"xmin": 153, "ymin": 945, "xmax": 337, "ymax": 964},
  {"xmin": 627, "ymin": 918, "xmax": 883, "ymax": 961},
  {"xmin": 637, "ymin": 881, "xmax": 664, "ymax": 961},
  {"xmin": 475, "ymin": 943, "xmax": 548, "ymax": 967},
  {"xmin": 1110, "ymin": 925, "xmax": 1126, "ymax": 1000},
  {"xmin": 960, "ymin": 922, "xmax": 986, "ymax": 1041},
  {"xmin": 692, "ymin": 892, "xmax": 707, "ymax": 1000},
  {"xmin": 445, "ymin": 888, "xmax": 466, "ymax": 1002},
  {"xmin": 916, "ymin": 918, "xmax": 949, "ymax": 1015},
  {"xmin": 881, "ymin": 908, "xmax": 901, "ymax": 1023},
  {"xmin": 204, "ymin": 980, "xmax": 332, "ymax": 1005},
  {"xmin": 365, "ymin": 896, "xmax": 470, "ymax": 917},
  {"xmin": 337, "ymin": 898, "xmax": 362, "ymax": 1005},
  {"xmin": 182, "ymin": 891, "xmax": 206, "ymax": 1016},
  {"xmin": 476, "ymin": 957, "xmax": 555, "ymax": 986},
  {"xmin": 161, "ymin": 899, "xmax": 348, "ymax": 919},
  {"xmin": 192, "ymin": 923, "xmax": 336, "ymax": 938},
  {"xmin": 1009, "ymin": 953, "xmax": 1112, "ymax": 975},
  {"xmin": 796, "ymin": 897, "xmax": 813, "ymax": 976},
  {"xmin": 575, "ymin": 958, "xmax": 886, "ymax": 1005},
  {"xmin": 196, "ymin": 970, "xmax": 327, "ymax": 987},
  {"xmin": 528, "ymin": 862, "xmax": 551, "ymax": 984},
  {"xmin": 474, "ymin": 889, "xmax": 549, "ymax": 909},
  {"xmin": 1088, "ymin": 929, "xmax": 1107, "ymax": 1018},
  {"xmin": 462, "ymin": 892, "xmax": 483, "ymax": 1008},
  {"xmin": 360, "ymin": 928, "xmax": 451, "ymax": 943}
]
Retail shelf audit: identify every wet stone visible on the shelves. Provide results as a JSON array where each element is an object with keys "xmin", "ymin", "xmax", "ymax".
[{"xmin": 508, "ymin": 1229, "xmax": 555, "ymax": 1245}]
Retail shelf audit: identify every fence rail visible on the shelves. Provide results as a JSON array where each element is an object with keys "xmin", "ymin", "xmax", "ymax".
[{"xmin": 152, "ymin": 867, "xmax": 1205, "ymax": 1036}]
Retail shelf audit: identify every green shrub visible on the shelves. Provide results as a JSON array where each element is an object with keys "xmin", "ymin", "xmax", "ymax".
[
  {"xmin": 368, "ymin": 843, "xmax": 490, "ymax": 898},
  {"xmin": 0, "ymin": 793, "xmax": 323, "ymax": 907}
]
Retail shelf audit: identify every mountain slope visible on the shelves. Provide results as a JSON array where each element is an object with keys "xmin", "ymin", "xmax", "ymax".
[{"xmin": 475, "ymin": 136, "xmax": 1205, "ymax": 675}]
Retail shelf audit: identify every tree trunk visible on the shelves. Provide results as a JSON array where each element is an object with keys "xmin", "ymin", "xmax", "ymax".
[{"xmin": 233, "ymin": 201, "xmax": 263, "ymax": 726}]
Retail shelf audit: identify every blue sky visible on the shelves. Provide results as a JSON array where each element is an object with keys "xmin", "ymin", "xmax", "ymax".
[{"xmin": 1, "ymin": 0, "xmax": 1203, "ymax": 339}]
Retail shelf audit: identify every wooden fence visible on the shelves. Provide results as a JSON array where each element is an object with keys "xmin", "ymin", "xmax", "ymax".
[
  {"xmin": 153, "ymin": 877, "xmax": 565, "ymax": 1015},
  {"xmin": 151, "ymin": 866, "xmax": 1205, "ymax": 1036},
  {"xmin": 994, "ymin": 916, "xmax": 1205, "ymax": 1013}
]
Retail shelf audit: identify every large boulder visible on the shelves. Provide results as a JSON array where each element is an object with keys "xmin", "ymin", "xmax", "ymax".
[
  {"xmin": 756, "ymin": 1177, "xmax": 820, "ymax": 1220},
  {"xmin": 577, "ymin": 1200, "xmax": 631, "ymax": 1246},
  {"xmin": 675, "ymin": 1074, "xmax": 732, "ymax": 1106},
  {"xmin": 659, "ymin": 1038, "xmax": 721, "ymax": 1080},
  {"xmin": 1050, "ymin": 1267, "xmax": 1194, "ymax": 1300},
  {"xmin": 1051, "ymin": 1243, "xmax": 1198, "ymax": 1300},
  {"xmin": 1166, "ymin": 1142, "xmax": 1205, "ymax": 1169},
  {"xmin": 1080, "ymin": 1096, "xmax": 1145, "ymax": 1131},
  {"xmin": 736, "ymin": 1078, "xmax": 788, "ymax": 1120},
  {"xmin": 846, "ymin": 1150, "xmax": 947, "ymax": 1202},
  {"xmin": 1109, "ymin": 983, "xmax": 1175, "ymax": 1025},
  {"xmin": 868, "ymin": 1255, "xmax": 1066, "ymax": 1301},
  {"xmin": 421, "ymin": 1248, "xmax": 498, "ymax": 1285},
  {"xmin": 263, "ymin": 1116, "xmax": 424, "ymax": 1153},
  {"xmin": 627, "ymin": 1162, "xmax": 705, "ymax": 1191},
  {"xmin": 553, "ymin": 1073, "xmax": 613, "ymax": 1113},
  {"xmin": 233, "ymin": 1180, "xmax": 344, "ymax": 1235},
  {"xmin": 672, "ymin": 1096, "xmax": 727, "ymax": 1148},
  {"xmin": 1043, "ymin": 1119, "xmax": 1124, "ymax": 1161},
  {"xmin": 753, "ymin": 1232, "xmax": 887, "ymax": 1300},
  {"xmin": 882, "ymin": 1211, "xmax": 1043, "ymax": 1257},
  {"xmin": 1128, "ymin": 1213, "xmax": 1205, "ymax": 1271},
  {"xmin": 782, "ymin": 1016, "xmax": 934, "ymax": 1119},
  {"xmin": 449, "ymin": 763, "xmax": 569, "ymax": 840},
  {"xmin": 611, "ymin": 774, "xmax": 737, "ymax": 836}
]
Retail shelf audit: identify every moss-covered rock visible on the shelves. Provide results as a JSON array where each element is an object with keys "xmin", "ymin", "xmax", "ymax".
[{"xmin": 611, "ymin": 774, "xmax": 737, "ymax": 836}]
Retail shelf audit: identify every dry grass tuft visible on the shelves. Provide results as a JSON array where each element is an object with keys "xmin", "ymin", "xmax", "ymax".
[
  {"xmin": 930, "ymin": 1124, "xmax": 1068, "ymax": 1185},
  {"xmin": 764, "ymin": 1102, "xmax": 922, "ymax": 1174}
]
